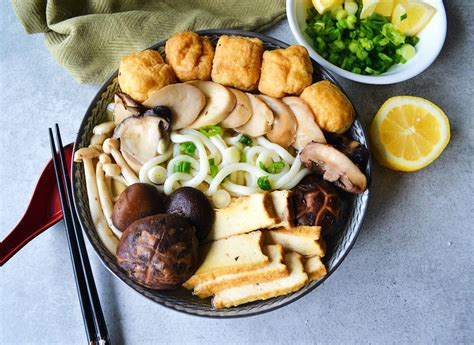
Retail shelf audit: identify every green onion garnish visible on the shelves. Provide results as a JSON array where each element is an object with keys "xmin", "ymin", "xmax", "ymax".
[
  {"xmin": 173, "ymin": 161, "xmax": 191, "ymax": 174},
  {"xmin": 257, "ymin": 176, "xmax": 272, "ymax": 191},
  {"xmin": 259, "ymin": 161, "xmax": 285, "ymax": 174},
  {"xmin": 304, "ymin": 8, "xmax": 419, "ymax": 76},
  {"xmin": 400, "ymin": 13, "xmax": 408, "ymax": 21},
  {"xmin": 268, "ymin": 161, "xmax": 285, "ymax": 174},
  {"xmin": 199, "ymin": 125, "xmax": 222, "ymax": 137},
  {"xmin": 238, "ymin": 134, "xmax": 253, "ymax": 146},
  {"xmin": 179, "ymin": 142, "xmax": 196, "ymax": 155},
  {"xmin": 239, "ymin": 149, "xmax": 246, "ymax": 163},
  {"xmin": 209, "ymin": 158, "xmax": 218, "ymax": 178}
]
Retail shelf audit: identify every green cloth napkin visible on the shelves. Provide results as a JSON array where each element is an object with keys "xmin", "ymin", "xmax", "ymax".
[{"xmin": 12, "ymin": 0, "xmax": 286, "ymax": 84}]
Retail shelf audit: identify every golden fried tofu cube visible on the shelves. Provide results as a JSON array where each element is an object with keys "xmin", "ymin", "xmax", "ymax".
[
  {"xmin": 258, "ymin": 45, "xmax": 313, "ymax": 98},
  {"xmin": 118, "ymin": 50, "xmax": 176, "ymax": 103},
  {"xmin": 165, "ymin": 32, "xmax": 214, "ymax": 82},
  {"xmin": 211, "ymin": 35, "xmax": 263, "ymax": 91}
]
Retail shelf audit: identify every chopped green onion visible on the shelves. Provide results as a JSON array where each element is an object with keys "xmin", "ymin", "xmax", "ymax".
[
  {"xmin": 259, "ymin": 161, "xmax": 285, "ymax": 174},
  {"xmin": 199, "ymin": 125, "xmax": 222, "ymax": 137},
  {"xmin": 344, "ymin": 1, "xmax": 358, "ymax": 16},
  {"xmin": 268, "ymin": 161, "xmax": 285, "ymax": 174},
  {"xmin": 239, "ymin": 149, "xmax": 247, "ymax": 163},
  {"xmin": 179, "ymin": 142, "xmax": 196, "ymax": 155},
  {"xmin": 238, "ymin": 134, "xmax": 253, "ymax": 146},
  {"xmin": 173, "ymin": 161, "xmax": 191, "ymax": 174},
  {"xmin": 209, "ymin": 158, "xmax": 218, "ymax": 178},
  {"xmin": 305, "ymin": 6, "xmax": 420, "ymax": 76},
  {"xmin": 334, "ymin": 9, "xmax": 348, "ymax": 21},
  {"xmin": 399, "ymin": 44, "xmax": 416, "ymax": 60},
  {"xmin": 400, "ymin": 13, "xmax": 408, "ymax": 21},
  {"xmin": 257, "ymin": 176, "xmax": 272, "ymax": 191}
]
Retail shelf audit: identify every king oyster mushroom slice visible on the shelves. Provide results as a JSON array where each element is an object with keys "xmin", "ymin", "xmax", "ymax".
[
  {"xmin": 188, "ymin": 80, "xmax": 236, "ymax": 128},
  {"xmin": 143, "ymin": 83, "xmax": 206, "ymax": 130},
  {"xmin": 300, "ymin": 142, "xmax": 367, "ymax": 194},
  {"xmin": 236, "ymin": 93, "xmax": 274, "ymax": 137},
  {"xmin": 113, "ymin": 114, "xmax": 170, "ymax": 170},
  {"xmin": 220, "ymin": 88, "xmax": 252, "ymax": 128},
  {"xmin": 258, "ymin": 95, "xmax": 297, "ymax": 148},
  {"xmin": 113, "ymin": 92, "xmax": 143, "ymax": 126},
  {"xmin": 282, "ymin": 97, "xmax": 326, "ymax": 150}
]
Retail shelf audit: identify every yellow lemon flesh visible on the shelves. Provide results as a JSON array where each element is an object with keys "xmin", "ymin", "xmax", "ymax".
[
  {"xmin": 360, "ymin": 0, "xmax": 394, "ymax": 19},
  {"xmin": 392, "ymin": 2, "xmax": 437, "ymax": 36},
  {"xmin": 370, "ymin": 96, "xmax": 450, "ymax": 172},
  {"xmin": 312, "ymin": 0, "xmax": 344, "ymax": 14}
]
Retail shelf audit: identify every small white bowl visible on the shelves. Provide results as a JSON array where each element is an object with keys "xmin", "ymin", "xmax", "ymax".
[{"xmin": 286, "ymin": 0, "xmax": 447, "ymax": 84}]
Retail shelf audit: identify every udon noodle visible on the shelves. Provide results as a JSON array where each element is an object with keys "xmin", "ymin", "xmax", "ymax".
[{"xmin": 138, "ymin": 128, "xmax": 310, "ymax": 207}]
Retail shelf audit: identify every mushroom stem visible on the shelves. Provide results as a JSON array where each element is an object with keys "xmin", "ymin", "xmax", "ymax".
[
  {"xmin": 103, "ymin": 138, "xmax": 139, "ymax": 185},
  {"xmin": 82, "ymin": 158, "xmax": 119, "ymax": 254},
  {"xmin": 90, "ymin": 134, "xmax": 108, "ymax": 146},
  {"xmin": 93, "ymin": 121, "xmax": 116, "ymax": 136},
  {"xmin": 96, "ymin": 162, "xmax": 122, "ymax": 239},
  {"xmin": 111, "ymin": 174, "xmax": 129, "ymax": 187},
  {"xmin": 89, "ymin": 144, "xmax": 103, "ymax": 152}
]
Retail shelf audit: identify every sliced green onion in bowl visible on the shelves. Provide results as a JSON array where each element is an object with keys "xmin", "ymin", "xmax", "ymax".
[
  {"xmin": 257, "ymin": 176, "xmax": 272, "ymax": 191},
  {"xmin": 399, "ymin": 44, "xmax": 416, "ymax": 60},
  {"xmin": 179, "ymin": 141, "xmax": 196, "ymax": 155},
  {"xmin": 173, "ymin": 161, "xmax": 191, "ymax": 174},
  {"xmin": 238, "ymin": 134, "xmax": 253, "ymax": 146},
  {"xmin": 199, "ymin": 125, "xmax": 222, "ymax": 137},
  {"xmin": 209, "ymin": 158, "xmax": 218, "ymax": 178}
]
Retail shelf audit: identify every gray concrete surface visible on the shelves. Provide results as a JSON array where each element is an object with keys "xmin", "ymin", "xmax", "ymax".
[{"xmin": 1, "ymin": 1, "xmax": 473, "ymax": 344}]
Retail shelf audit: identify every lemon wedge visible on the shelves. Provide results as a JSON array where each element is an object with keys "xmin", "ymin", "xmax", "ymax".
[
  {"xmin": 312, "ymin": 0, "xmax": 344, "ymax": 14},
  {"xmin": 370, "ymin": 96, "xmax": 450, "ymax": 172},
  {"xmin": 392, "ymin": 1, "xmax": 436, "ymax": 36},
  {"xmin": 360, "ymin": 0, "xmax": 394, "ymax": 19}
]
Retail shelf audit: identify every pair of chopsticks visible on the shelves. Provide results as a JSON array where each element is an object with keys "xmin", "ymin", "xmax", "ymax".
[{"xmin": 49, "ymin": 124, "xmax": 110, "ymax": 345}]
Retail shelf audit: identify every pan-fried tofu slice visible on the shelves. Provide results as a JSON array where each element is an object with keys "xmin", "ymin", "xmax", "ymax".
[
  {"xmin": 206, "ymin": 192, "xmax": 278, "ymax": 241},
  {"xmin": 269, "ymin": 190, "xmax": 294, "ymax": 229},
  {"xmin": 265, "ymin": 226, "xmax": 325, "ymax": 257},
  {"xmin": 193, "ymin": 244, "xmax": 288, "ymax": 299},
  {"xmin": 304, "ymin": 256, "xmax": 327, "ymax": 282},
  {"xmin": 183, "ymin": 231, "xmax": 268, "ymax": 289},
  {"xmin": 212, "ymin": 252, "xmax": 308, "ymax": 309}
]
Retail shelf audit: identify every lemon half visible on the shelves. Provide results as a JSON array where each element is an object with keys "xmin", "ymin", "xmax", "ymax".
[{"xmin": 370, "ymin": 96, "xmax": 450, "ymax": 172}]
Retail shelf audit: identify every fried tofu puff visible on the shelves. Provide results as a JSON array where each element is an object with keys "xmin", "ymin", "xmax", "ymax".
[
  {"xmin": 118, "ymin": 50, "xmax": 176, "ymax": 103},
  {"xmin": 258, "ymin": 46, "xmax": 313, "ymax": 98},
  {"xmin": 165, "ymin": 32, "xmax": 214, "ymax": 82},
  {"xmin": 211, "ymin": 35, "xmax": 263, "ymax": 91},
  {"xmin": 300, "ymin": 80, "xmax": 355, "ymax": 134}
]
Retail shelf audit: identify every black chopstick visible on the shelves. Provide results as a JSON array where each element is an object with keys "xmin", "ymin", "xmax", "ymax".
[{"xmin": 49, "ymin": 125, "xmax": 110, "ymax": 345}]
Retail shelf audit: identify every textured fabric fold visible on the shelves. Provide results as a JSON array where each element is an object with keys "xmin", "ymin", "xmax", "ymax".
[{"xmin": 12, "ymin": 0, "xmax": 286, "ymax": 84}]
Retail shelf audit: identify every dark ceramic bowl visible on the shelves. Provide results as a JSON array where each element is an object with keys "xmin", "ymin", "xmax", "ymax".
[{"xmin": 72, "ymin": 29, "xmax": 371, "ymax": 318}]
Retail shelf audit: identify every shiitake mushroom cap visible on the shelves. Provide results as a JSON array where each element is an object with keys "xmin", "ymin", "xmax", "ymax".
[
  {"xmin": 165, "ymin": 187, "xmax": 215, "ymax": 242},
  {"xmin": 112, "ymin": 183, "xmax": 165, "ymax": 232},
  {"xmin": 116, "ymin": 214, "xmax": 198, "ymax": 290}
]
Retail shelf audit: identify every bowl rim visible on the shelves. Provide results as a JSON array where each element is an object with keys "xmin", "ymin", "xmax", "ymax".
[
  {"xmin": 72, "ymin": 28, "xmax": 371, "ymax": 318},
  {"xmin": 286, "ymin": 0, "xmax": 447, "ymax": 84}
]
